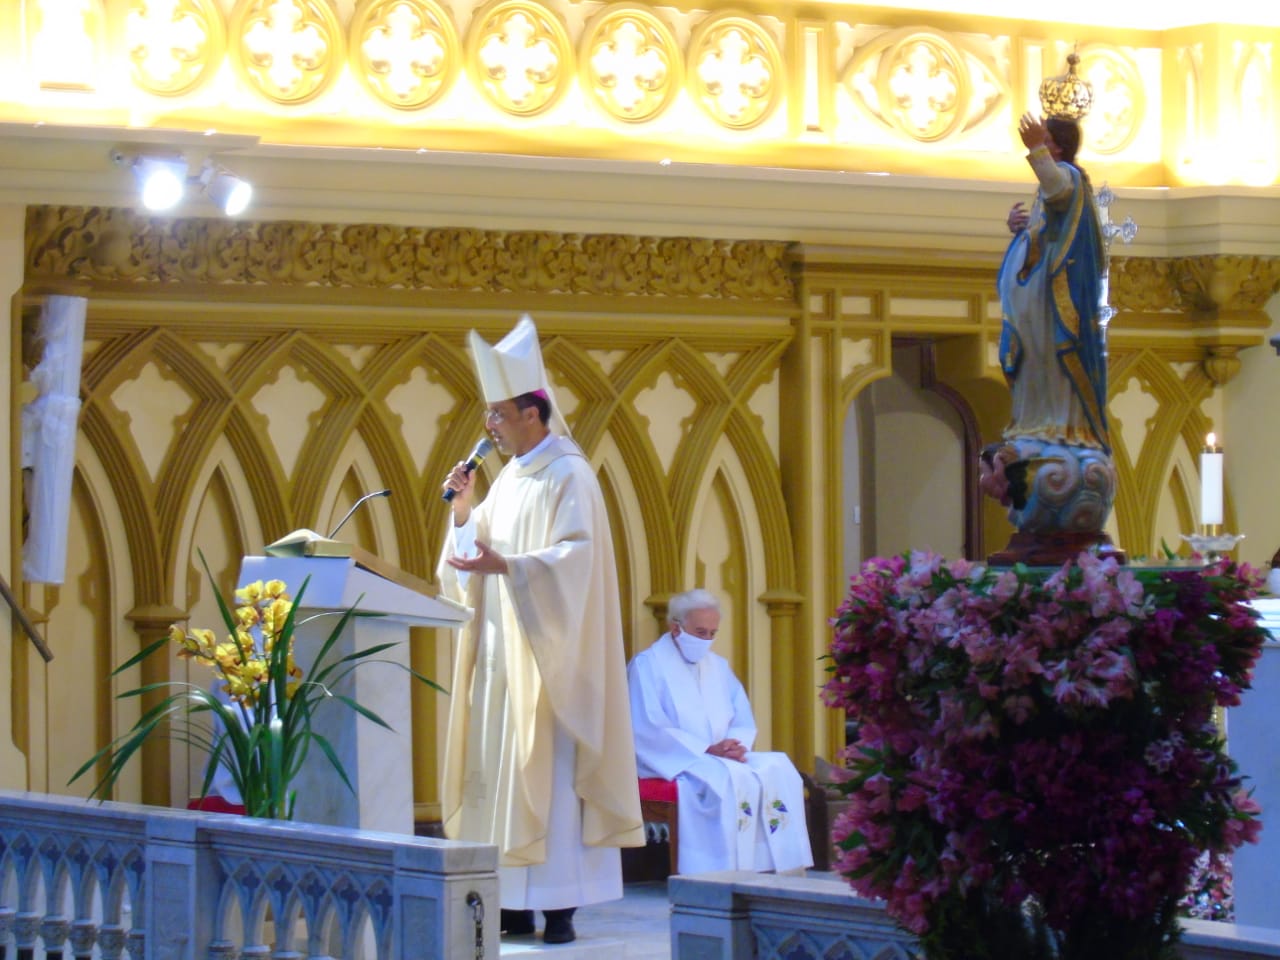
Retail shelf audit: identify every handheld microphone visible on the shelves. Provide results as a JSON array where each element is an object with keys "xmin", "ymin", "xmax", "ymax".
[
  {"xmin": 327, "ymin": 489, "xmax": 391, "ymax": 539},
  {"xmin": 442, "ymin": 438, "xmax": 494, "ymax": 502}
]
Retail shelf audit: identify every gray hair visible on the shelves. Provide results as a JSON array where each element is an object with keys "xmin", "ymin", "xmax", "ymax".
[{"xmin": 668, "ymin": 589, "xmax": 720, "ymax": 625}]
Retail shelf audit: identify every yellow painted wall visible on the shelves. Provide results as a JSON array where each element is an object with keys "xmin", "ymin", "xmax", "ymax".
[
  {"xmin": 1225, "ymin": 299, "xmax": 1280, "ymax": 572},
  {"xmin": 1, "ymin": 203, "xmax": 24, "ymax": 788},
  {"xmin": 866, "ymin": 351, "xmax": 966, "ymax": 559}
]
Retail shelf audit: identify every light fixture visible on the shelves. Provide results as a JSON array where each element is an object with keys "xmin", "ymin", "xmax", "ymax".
[
  {"xmin": 112, "ymin": 147, "xmax": 255, "ymax": 216},
  {"xmin": 130, "ymin": 154, "xmax": 189, "ymax": 211},
  {"xmin": 202, "ymin": 165, "xmax": 253, "ymax": 216}
]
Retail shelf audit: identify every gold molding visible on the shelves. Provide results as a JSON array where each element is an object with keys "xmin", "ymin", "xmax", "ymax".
[
  {"xmin": 1111, "ymin": 255, "xmax": 1280, "ymax": 316},
  {"xmin": 350, "ymin": 0, "xmax": 462, "ymax": 110},
  {"xmin": 229, "ymin": 0, "xmax": 346, "ymax": 105},
  {"xmin": 23, "ymin": 206, "xmax": 795, "ymax": 303},
  {"xmin": 5, "ymin": 3, "xmax": 1279, "ymax": 184},
  {"xmin": 579, "ymin": 3, "xmax": 683, "ymax": 123},
  {"xmin": 1109, "ymin": 256, "xmax": 1182, "ymax": 312},
  {"xmin": 1077, "ymin": 43, "xmax": 1144, "ymax": 155},
  {"xmin": 843, "ymin": 26, "xmax": 995, "ymax": 143},
  {"xmin": 1174, "ymin": 255, "xmax": 1280, "ymax": 314},
  {"xmin": 466, "ymin": 0, "xmax": 574, "ymax": 116},
  {"xmin": 686, "ymin": 11, "xmax": 783, "ymax": 130},
  {"xmin": 128, "ymin": 0, "xmax": 226, "ymax": 97}
]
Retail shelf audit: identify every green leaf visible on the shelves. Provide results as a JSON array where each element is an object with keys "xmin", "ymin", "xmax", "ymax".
[
  {"xmin": 309, "ymin": 731, "xmax": 356, "ymax": 795},
  {"xmin": 111, "ymin": 635, "xmax": 173, "ymax": 677},
  {"xmin": 332, "ymin": 694, "xmax": 393, "ymax": 730}
]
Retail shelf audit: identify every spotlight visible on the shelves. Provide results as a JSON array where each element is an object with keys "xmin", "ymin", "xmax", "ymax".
[
  {"xmin": 130, "ymin": 155, "xmax": 189, "ymax": 211},
  {"xmin": 203, "ymin": 167, "xmax": 253, "ymax": 216},
  {"xmin": 112, "ymin": 148, "xmax": 255, "ymax": 217}
]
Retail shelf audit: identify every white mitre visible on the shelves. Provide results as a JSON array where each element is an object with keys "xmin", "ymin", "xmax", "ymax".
[{"xmin": 468, "ymin": 314, "xmax": 571, "ymax": 436}]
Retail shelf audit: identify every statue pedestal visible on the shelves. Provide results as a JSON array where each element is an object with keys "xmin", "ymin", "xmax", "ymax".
[
  {"xmin": 984, "ymin": 437, "xmax": 1121, "ymax": 566},
  {"xmin": 988, "ymin": 530, "xmax": 1126, "ymax": 567}
]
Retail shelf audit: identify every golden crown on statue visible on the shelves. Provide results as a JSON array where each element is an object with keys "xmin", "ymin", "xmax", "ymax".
[{"xmin": 1039, "ymin": 51, "xmax": 1093, "ymax": 121}]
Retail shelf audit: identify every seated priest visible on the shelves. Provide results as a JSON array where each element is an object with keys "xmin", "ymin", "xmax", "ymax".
[{"xmin": 627, "ymin": 589, "xmax": 813, "ymax": 875}]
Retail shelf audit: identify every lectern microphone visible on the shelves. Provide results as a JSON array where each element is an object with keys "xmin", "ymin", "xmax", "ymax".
[{"xmin": 327, "ymin": 489, "xmax": 392, "ymax": 540}]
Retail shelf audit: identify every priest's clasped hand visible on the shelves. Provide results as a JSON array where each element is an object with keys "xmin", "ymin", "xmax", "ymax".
[
  {"xmin": 706, "ymin": 738, "xmax": 748, "ymax": 762},
  {"xmin": 447, "ymin": 540, "xmax": 510, "ymax": 575}
]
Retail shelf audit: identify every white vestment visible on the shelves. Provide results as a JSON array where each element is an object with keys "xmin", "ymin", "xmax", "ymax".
[
  {"xmin": 439, "ymin": 433, "xmax": 644, "ymax": 910},
  {"xmin": 627, "ymin": 635, "xmax": 813, "ymax": 875}
]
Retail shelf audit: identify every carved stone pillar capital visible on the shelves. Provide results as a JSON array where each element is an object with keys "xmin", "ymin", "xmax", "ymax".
[
  {"xmin": 1202, "ymin": 345, "xmax": 1243, "ymax": 386},
  {"xmin": 40, "ymin": 916, "xmax": 70, "ymax": 950},
  {"xmin": 124, "ymin": 604, "xmax": 187, "ymax": 639},
  {"xmin": 643, "ymin": 592, "xmax": 673, "ymax": 635},
  {"xmin": 758, "ymin": 588, "xmax": 804, "ymax": 618},
  {"xmin": 70, "ymin": 919, "xmax": 99, "ymax": 956},
  {"xmin": 96, "ymin": 924, "xmax": 127, "ymax": 960},
  {"xmin": 14, "ymin": 912, "xmax": 41, "ymax": 948}
]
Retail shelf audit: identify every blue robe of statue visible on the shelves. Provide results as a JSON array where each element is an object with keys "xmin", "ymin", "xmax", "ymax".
[{"xmin": 997, "ymin": 161, "xmax": 1109, "ymax": 453}]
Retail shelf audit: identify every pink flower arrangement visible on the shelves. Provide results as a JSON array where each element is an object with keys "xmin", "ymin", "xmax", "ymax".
[{"xmin": 822, "ymin": 551, "xmax": 1267, "ymax": 960}]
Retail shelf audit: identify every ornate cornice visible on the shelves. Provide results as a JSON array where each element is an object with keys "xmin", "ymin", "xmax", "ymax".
[
  {"xmin": 1111, "ymin": 254, "xmax": 1280, "ymax": 315},
  {"xmin": 1173, "ymin": 255, "xmax": 1280, "ymax": 314},
  {"xmin": 1110, "ymin": 257, "xmax": 1183, "ymax": 312},
  {"xmin": 23, "ymin": 206, "xmax": 794, "ymax": 302}
]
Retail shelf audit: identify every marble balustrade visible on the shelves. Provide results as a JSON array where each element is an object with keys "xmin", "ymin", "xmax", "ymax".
[{"xmin": 0, "ymin": 791, "xmax": 498, "ymax": 960}]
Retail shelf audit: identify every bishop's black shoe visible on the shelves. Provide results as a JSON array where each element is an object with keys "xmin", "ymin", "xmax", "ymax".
[
  {"xmin": 500, "ymin": 909, "xmax": 535, "ymax": 936},
  {"xmin": 542, "ymin": 907, "xmax": 577, "ymax": 944}
]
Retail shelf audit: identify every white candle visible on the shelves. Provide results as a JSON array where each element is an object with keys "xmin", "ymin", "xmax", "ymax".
[{"xmin": 1200, "ymin": 432, "xmax": 1223, "ymax": 527}]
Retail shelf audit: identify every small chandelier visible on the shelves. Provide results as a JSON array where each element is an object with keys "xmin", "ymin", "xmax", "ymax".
[{"xmin": 1039, "ymin": 51, "xmax": 1093, "ymax": 121}]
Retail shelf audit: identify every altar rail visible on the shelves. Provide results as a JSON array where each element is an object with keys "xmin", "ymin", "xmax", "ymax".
[
  {"xmin": 668, "ymin": 873, "xmax": 1280, "ymax": 960},
  {"xmin": 0, "ymin": 791, "xmax": 499, "ymax": 960}
]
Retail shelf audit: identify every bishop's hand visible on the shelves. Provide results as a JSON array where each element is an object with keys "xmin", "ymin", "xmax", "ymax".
[
  {"xmin": 447, "ymin": 539, "xmax": 509, "ymax": 576},
  {"xmin": 442, "ymin": 460, "xmax": 477, "ymax": 522}
]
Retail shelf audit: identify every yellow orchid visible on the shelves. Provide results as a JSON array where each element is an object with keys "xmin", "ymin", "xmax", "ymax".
[
  {"xmin": 261, "ymin": 597, "xmax": 292, "ymax": 639},
  {"xmin": 172, "ymin": 626, "xmax": 219, "ymax": 661},
  {"xmin": 214, "ymin": 640, "xmax": 245, "ymax": 672},
  {"xmin": 234, "ymin": 580, "xmax": 265, "ymax": 605},
  {"xmin": 235, "ymin": 604, "xmax": 261, "ymax": 629}
]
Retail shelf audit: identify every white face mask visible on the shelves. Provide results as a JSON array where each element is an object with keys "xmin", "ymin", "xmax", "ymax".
[{"xmin": 674, "ymin": 629, "xmax": 714, "ymax": 663}]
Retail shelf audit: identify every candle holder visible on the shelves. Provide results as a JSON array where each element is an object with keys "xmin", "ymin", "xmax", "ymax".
[{"xmin": 1181, "ymin": 531, "xmax": 1245, "ymax": 563}]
